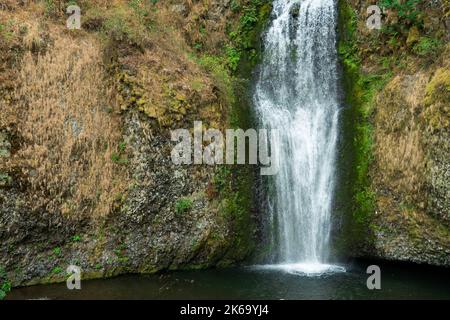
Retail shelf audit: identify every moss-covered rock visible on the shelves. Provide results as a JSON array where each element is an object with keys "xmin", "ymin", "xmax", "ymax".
[
  {"xmin": 406, "ymin": 26, "xmax": 420, "ymax": 47},
  {"xmin": 423, "ymin": 66, "xmax": 450, "ymax": 131},
  {"xmin": 337, "ymin": 0, "xmax": 450, "ymax": 266}
]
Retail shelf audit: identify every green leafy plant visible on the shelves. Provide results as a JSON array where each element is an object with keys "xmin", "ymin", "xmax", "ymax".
[
  {"xmin": 71, "ymin": 235, "xmax": 81, "ymax": 242},
  {"xmin": 226, "ymin": 46, "xmax": 241, "ymax": 71},
  {"xmin": 194, "ymin": 42, "xmax": 203, "ymax": 51},
  {"xmin": 413, "ymin": 37, "xmax": 441, "ymax": 56},
  {"xmin": 224, "ymin": 0, "xmax": 271, "ymax": 72},
  {"xmin": 118, "ymin": 141, "xmax": 127, "ymax": 153},
  {"xmin": 240, "ymin": 6, "xmax": 259, "ymax": 31},
  {"xmin": 231, "ymin": 0, "xmax": 240, "ymax": 13},
  {"xmin": 52, "ymin": 247, "xmax": 62, "ymax": 256},
  {"xmin": 111, "ymin": 141, "xmax": 129, "ymax": 165},
  {"xmin": 379, "ymin": 0, "xmax": 422, "ymax": 25},
  {"xmin": 52, "ymin": 266, "xmax": 63, "ymax": 274},
  {"xmin": 175, "ymin": 198, "xmax": 193, "ymax": 215}
]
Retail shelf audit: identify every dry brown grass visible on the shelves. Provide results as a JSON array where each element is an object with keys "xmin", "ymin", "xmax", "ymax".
[
  {"xmin": 9, "ymin": 31, "xmax": 126, "ymax": 218},
  {"xmin": 375, "ymin": 129, "xmax": 425, "ymax": 198},
  {"xmin": 0, "ymin": 9, "xmax": 25, "ymax": 129},
  {"xmin": 1, "ymin": 0, "xmax": 229, "ymax": 219},
  {"xmin": 22, "ymin": 21, "xmax": 44, "ymax": 51},
  {"xmin": 374, "ymin": 74, "xmax": 428, "ymax": 200},
  {"xmin": 150, "ymin": 0, "xmax": 235, "ymax": 55}
]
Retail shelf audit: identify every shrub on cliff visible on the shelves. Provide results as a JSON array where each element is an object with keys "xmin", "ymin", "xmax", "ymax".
[{"xmin": 0, "ymin": 267, "xmax": 11, "ymax": 300}]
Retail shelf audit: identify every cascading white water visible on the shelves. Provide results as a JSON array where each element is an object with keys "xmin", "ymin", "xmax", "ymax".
[{"xmin": 254, "ymin": 0, "xmax": 345, "ymax": 275}]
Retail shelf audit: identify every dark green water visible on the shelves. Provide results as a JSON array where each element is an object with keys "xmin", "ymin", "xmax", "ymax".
[{"xmin": 7, "ymin": 261, "xmax": 450, "ymax": 300}]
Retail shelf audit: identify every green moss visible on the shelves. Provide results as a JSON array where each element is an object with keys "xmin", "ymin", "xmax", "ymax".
[
  {"xmin": 425, "ymin": 68, "xmax": 450, "ymax": 101},
  {"xmin": 336, "ymin": 0, "xmax": 391, "ymax": 254},
  {"xmin": 213, "ymin": 164, "xmax": 255, "ymax": 264},
  {"xmin": 423, "ymin": 67, "xmax": 450, "ymax": 131}
]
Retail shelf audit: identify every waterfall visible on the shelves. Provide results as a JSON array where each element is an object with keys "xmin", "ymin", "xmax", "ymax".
[{"xmin": 254, "ymin": 0, "xmax": 345, "ymax": 275}]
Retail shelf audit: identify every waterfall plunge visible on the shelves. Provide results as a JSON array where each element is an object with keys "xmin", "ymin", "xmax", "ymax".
[{"xmin": 253, "ymin": 0, "xmax": 345, "ymax": 275}]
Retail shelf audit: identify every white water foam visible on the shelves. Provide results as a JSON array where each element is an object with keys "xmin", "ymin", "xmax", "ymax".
[{"xmin": 252, "ymin": 263, "xmax": 346, "ymax": 277}]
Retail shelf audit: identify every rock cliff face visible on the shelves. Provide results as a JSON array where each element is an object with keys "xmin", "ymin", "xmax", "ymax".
[
  {"xmin": 338, "ymin": 0, "xmax": 450, "ymax": 266},
  {"xmin": 0, "ymin": 0, "xmax": 448, "ymax": 290},
  {"xmin": 0, "ymin": 0, "xmax": 271, "ymax": 286}
]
